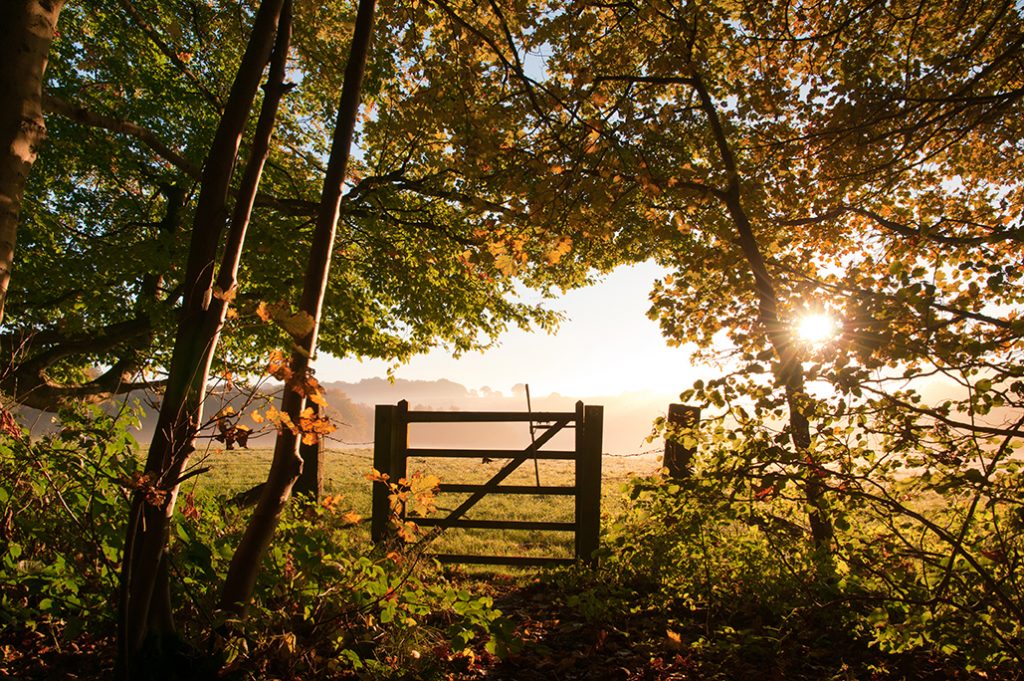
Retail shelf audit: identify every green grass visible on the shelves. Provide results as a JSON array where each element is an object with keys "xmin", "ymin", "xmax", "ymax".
[{"xmin": 181, "ymin": 446, "xmax": 658, "ymax": 563}]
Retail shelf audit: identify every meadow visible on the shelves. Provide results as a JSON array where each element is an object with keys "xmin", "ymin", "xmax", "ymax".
[{"xmin": 182, "ymin": 445, "xmax": 661, "ymax": 563}]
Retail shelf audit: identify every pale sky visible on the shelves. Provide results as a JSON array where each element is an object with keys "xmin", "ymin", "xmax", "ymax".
[{"xmin": 318, "ymin": 260, "xmax": 714, "ymax": 399}]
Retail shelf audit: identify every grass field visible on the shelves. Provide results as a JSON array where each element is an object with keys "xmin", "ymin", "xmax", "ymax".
[{"xmin": 180, "ymin": 445, "xmax": 661, "ymax": 563}]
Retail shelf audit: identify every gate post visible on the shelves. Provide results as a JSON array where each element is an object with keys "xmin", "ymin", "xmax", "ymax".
[
  {"xmin": 371, "ymin": 400, "xmax": 410, "ymax": 543},
  {"xmin": 390, "ymin": 400, "xmax": 409, "ymax": 520},
  {"xmin": 575, "ymin": 402, "xmax": 603, "ymax": 566},
  {"xmin": 371, "ymin": 404, "xmax": 395, "ymax": 543},
  {"xmin": 664, "ymin": 404, "xmax": 700, "ymax": 478}
]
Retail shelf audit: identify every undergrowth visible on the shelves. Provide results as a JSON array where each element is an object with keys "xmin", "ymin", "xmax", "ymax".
[{"xmin": 0, "ymin": 405, "xmax": 510, "ymax": 679}]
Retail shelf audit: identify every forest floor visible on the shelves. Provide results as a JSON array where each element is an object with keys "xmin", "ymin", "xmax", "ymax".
[
  {"xmin": 1, "ymin": 573, "xmax": 1007, "ymax": 681},
  {"xmin": 437, "ymin": 574, "xmax": 1000, "ymax": 681},
  {"xmin": 459, "ymin": 580, "xmax": 693, "ymax": 681}
]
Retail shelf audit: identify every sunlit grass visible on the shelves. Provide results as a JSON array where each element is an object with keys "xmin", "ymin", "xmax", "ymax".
[{"xmin": 181, "ymin": 447, "xmax": 657, "ymax": 562}]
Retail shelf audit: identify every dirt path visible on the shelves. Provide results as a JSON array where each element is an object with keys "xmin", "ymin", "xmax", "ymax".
[{"xmin": 454, "ymin": 579, "xmax": 693, "ymax": 681}]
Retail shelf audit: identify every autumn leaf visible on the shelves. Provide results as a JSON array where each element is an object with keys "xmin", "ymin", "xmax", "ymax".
[
  {"xmin": 546, "ymin": 236, "xmax": 573, "ymax": 264},
  {"xmin": 494, "ymin": 253, "xmax": 517, "ymax": 275},
  {"xmin": 211, "ymin": 284, "xmax": 237, "ymax": 302},
  {"xmin": 181, "ymin": 491, "xmax": 201, "ymax": 522},
  {"xmin": 255, "ymin": 301, "xmax": 315, "ymax": 338},
  {"xmin": 366, "ymin": 468, "xmax": 390, "ymax": 483},
  {"xmin": 297, "ymin": 405, "xmax": 335, "ymax": 445},
  {"xmin": 255, "ymin": 301, "xmax": 273, "ymax": 322},
  {"xmin": 395, "ymin": 520, "xmax": 419, "ymax": 542},
  {"xmin": 277, "ymin": 310, "xmax": 315, "ymax": 338},
  {"xmin": 266, "ymin": 349, "xmax": 293, "ymax": 381}
]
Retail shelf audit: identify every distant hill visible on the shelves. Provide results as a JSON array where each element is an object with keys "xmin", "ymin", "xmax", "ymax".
[
  {"xmin": 323, "ymin": 377, "xmax": 475, "ymax": 407},
  {"xmin": 14, "ymin": 383, "xmax": 376, "ymax": 450},
  {"xmin": 15, "ymin": 377, "xmax": 680, "ymax": 456}
]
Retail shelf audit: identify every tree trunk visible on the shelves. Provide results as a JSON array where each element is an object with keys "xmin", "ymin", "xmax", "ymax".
[
  {"xmin": 723, "ymin": 189, "xmax": 835, "ymax": 556},
  {"xmin": 220, "ymin": 0, "xmax": 378, "ymax": 614},
  {"xmin": 117, "ymin": 1, "xmax": 288, "ymax": 675},
  {"xmin": 690, "ymin": 74, "xmax": 834, "ymax": 560},
  {"xmin": 0, "ymin": 0, "xmax": 65, "ymax": 325}
]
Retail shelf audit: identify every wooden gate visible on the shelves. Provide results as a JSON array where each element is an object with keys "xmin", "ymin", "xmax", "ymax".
[{"xmin": 370, "ymin": 400, "xmax": 603, "ymax": 567}]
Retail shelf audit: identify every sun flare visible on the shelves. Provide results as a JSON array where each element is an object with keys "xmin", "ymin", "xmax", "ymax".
[{"xmin": 796, "ymin": 313, "xmax": 838, "ymax": 344}]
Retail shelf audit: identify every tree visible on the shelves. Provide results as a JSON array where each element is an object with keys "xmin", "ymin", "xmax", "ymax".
[
  {"xmin": 484, "ymin": 0, "xmax": 1021, "ymax": 653},
  {"xmin": 221, "ymin": 0, "xmax": 377, "ymax": 613},
  {"xmin": 0, "ymin": 0, "xmax": 66, "ymax": 324},
  {"xmin": 118, "ymin": 0, "xmax": 290, "ymax": 671},
  {"xmin": 1, "ymin": 0, "xmax": 568, "ymax": 412},
  {"xmin": 389, "ymin": 0, "xmax": 1022, "ymax": 588}
]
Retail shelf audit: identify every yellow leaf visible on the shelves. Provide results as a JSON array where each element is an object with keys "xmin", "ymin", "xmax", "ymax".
[
  {"xmin": 366, "ymin": 468, "xmax": 389, "ymax": 483},
  {"xmin": 212, "ymin": 285, "xmax": 237, "ymax": 302},
  {"xmin": 494, "ymin": 253, "xmax": 516, "ymax": 275},
  {"xmin": 277, "ymin": 310, "xmax": 315, "ymax": 339},
  {"xmin": 266, "ymin": 349, "xmax": 292, "ymax": 381},
  {"xmin": 255, "ymin": 301, "xmax": 273, "ymax": 322},
  {"xmin": 545, "ymin": 236, "xmax": 573, "ymax": 265},
  {"xmin": 342, "ymin": 511, "xmax": 362, "ymax": 524}
]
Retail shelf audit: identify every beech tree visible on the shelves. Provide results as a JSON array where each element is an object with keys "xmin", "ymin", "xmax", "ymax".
[
  {"xmin": 0, "ymin": 0, "xmax": 569, "ymax": 412},
  {"xmin": 401, "ymin": 0, "xmax": 1023, "ymax": 582},
  {"xmin": 118, "ymin": 0, "xmax": 291, "ymax": 672},
  {"xmin": 0, "ymin": 0, "xmax": 66, "ymax": 324}
]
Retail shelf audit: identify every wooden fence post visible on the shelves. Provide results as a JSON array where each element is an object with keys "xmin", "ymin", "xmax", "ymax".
[
  {"xmin": 294, "ymin": 400, "xmax": 322, "ymax": 498},
  {"xmin": 575, "ymin": 402, "xmax": 603, "ymax": 566},
  {"xmin": 664, "ymin": 404, "xmax": 700, "ymax": 478},
  {"xmin": 371, "ymin": 404, "xmax": 395, "ymax": 543},
  {"xmin": 390, "ymin": 399, "xmax": 409, "ymax": 520}
]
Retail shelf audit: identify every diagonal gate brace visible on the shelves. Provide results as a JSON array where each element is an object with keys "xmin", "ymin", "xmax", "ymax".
[{"xmin": 428, "ymin": 418, "xmax": 570, "ymax": 531}]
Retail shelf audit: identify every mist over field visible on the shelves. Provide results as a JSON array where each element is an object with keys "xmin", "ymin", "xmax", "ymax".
[
  {"xmin": 17, "ymin": 378, "xmax": 679, "ymax": 458},
  {"xmin": 323, "ymin": 377, "xmax": 677, "ymax": 456}
]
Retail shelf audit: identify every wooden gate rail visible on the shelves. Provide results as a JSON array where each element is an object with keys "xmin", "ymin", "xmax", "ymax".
[{"xmin": 371, "ymin": 400, "xmax": 603, "ymax": 567}]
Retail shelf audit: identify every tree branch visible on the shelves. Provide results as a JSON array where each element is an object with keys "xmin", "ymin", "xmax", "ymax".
[
  {"xmin": 43, "ymin": 94, "xmax": 202, "ymax": 179},
  {"xmin": 114, "ymin": 0, "xmax": 224, "ymax": 111}
]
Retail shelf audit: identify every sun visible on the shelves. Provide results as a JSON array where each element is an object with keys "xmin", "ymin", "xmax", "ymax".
[{"xmin": 796, "ymin": 313, "xmax": 838, "ymax": 344}]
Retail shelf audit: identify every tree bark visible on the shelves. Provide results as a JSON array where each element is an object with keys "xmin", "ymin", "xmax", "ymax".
[
  {"xmin": 691, "ymin": 74, "xmax": 835, "ymax": 558},
  {"xmin": 116, "ymin": 0, "xmax": 288, "ymax": 675},
  {"xmin": 0, "ymin": 0, "xmax": 65, "ymax": 325},
  {"xmin": 220, "ymin": 0, "xmax": 378, "ymax": 614}
]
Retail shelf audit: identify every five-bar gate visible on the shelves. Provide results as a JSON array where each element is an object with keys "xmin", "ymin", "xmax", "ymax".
[{"xmin": 371, "ymin": 400, "xmax": 603, "ymax": 566}]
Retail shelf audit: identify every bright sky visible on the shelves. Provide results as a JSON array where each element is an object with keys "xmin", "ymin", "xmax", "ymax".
[{"xmin": 318, "ymin": 261, "xmax": 714, "ymax": 398}]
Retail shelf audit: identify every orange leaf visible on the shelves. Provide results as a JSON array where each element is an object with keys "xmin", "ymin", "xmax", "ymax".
[{"xmin": 256, "ymin": 301, "xmax": 273, "ymax": 322}]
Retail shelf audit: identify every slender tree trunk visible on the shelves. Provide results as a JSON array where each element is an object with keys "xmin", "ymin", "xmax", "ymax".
[
  {"xmin": 0, "ymin": 0, "xmax": 65, "ymax": 325},
  {"xmin": 723, "ymin": 190, "xmax": 835, "ymax": 555},
  {"xmin": 220, "ymin": 0, "xmax": 378, "ymax": 613},
  {"xmin": 691, "ymin": 74, "xmax": 834, "ymax": 559},
  {"xmin": 117, "ymin": 1, "xmax": 288, "ymax": 675}
]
